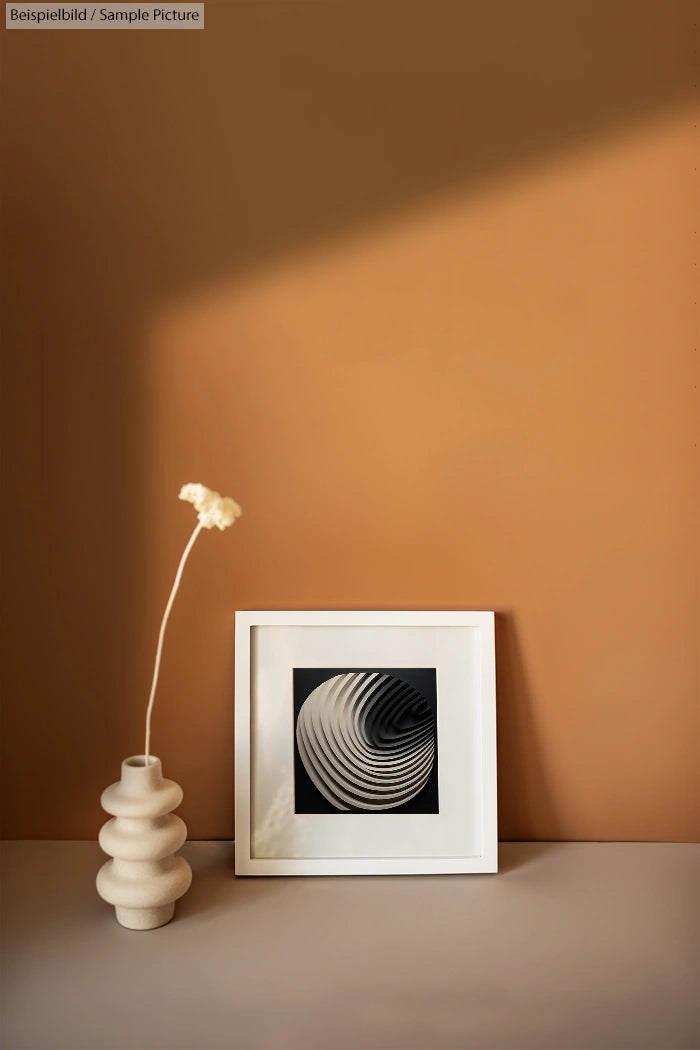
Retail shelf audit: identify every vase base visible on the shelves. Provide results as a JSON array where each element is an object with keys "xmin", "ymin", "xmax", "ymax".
[{"xmin": 115, "ymin": 903, "xmax": 175, "ymax": 930}]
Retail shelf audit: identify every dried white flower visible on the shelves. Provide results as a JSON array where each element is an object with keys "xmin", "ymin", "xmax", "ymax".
[
  {"xmin": 144, "ymin": 482, "xmax": 242, "ymax": 762},
  {"xmin": 179, "ymin": 483, "xmax": 242, "ymax": 531}
]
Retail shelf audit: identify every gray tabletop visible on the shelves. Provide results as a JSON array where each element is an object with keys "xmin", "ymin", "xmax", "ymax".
[{"xmin": 2, "ymin": 841, "xmax": 698, "ymax": 1050}]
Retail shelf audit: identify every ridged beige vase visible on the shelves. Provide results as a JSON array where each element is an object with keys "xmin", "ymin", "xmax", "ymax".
[{"xmin": 96, "ymin": 756, "xmax": 192, "ymax": 930}]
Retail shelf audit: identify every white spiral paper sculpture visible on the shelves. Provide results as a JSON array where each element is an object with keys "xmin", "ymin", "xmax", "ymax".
[{"xmin": 296, "ymin": 672, "xmax": 436, "ymax": 811}]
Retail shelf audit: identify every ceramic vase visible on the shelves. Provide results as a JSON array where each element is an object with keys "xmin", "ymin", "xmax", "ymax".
[{"xmin": 96, "ymin": 755, "xmax": 192, "ymax": 930}]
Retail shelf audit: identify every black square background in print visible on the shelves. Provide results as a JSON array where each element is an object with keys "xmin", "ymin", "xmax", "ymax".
[{"xmin": 293, "ymin": 667, "xmax": 438, "ymax": 814}]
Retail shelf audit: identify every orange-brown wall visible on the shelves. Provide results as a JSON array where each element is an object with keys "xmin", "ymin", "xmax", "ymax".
[{"xmin": 2, "ymin": 2, "xmax": 698, "ymax": 841}]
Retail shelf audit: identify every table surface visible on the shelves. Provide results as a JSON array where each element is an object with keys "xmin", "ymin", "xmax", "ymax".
[{"xmin": 1, "ymin": 841, "xmax": 698, "ymax": 1050}]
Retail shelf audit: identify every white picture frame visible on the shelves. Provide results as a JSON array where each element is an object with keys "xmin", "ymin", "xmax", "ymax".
[{"xmin": 234, "ymin": 610, "xmax": 497, "ymax": 875}]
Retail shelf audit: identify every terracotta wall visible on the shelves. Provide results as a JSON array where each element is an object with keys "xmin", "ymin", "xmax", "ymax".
[{"xmin": 2, "ymin": 2, "xmax": 697, "ymax": 841}]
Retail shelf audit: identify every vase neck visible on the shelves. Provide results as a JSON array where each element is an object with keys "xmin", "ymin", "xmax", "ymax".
[{"xmin": 120, "ymin": 755, "xmax": 164, "ymax": 793}]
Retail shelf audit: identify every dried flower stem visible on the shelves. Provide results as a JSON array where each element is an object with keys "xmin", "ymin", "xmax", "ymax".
[{"xmin": 144, "ymin": 521, "xmax": 204, "ymax": 763}]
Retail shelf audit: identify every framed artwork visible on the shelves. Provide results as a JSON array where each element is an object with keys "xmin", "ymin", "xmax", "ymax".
[{"xmin": 234, "ymin": 611, "xmax": 497, "ymax": 875}]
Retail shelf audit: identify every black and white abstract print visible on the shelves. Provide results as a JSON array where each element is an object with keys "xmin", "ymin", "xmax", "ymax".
[{"xmin": 293, "ymin": 668, "xmax": 438, "ymax": 814}]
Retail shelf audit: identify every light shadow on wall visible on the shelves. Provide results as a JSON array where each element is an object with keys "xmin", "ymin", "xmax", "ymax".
[
  {"xmin": 495, "ymin": 612, "xmax": 560, "ymax": 840},
  {"xmin": 1, "ymin": 0, "xmax": 697, "ymax": 837}
]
